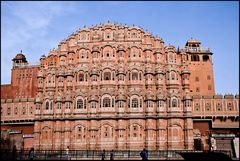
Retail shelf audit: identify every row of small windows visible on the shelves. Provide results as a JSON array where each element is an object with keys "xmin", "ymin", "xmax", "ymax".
[
  {"xmin": 42, "ymin": 71, "xmax": 183, "ymax": 85},
  {"xmin": 195, "ymin": 85, "xmax": 212, "ymax": 92},
  {"xmin": 195, "ymin": 75, "xmax": 211, "ymax": 82},
  {"xmin": 191, "ymin": 55, "xmax": 209, "ymax": 62},
  {"xmin": 43, "ymin": 98, "xmax": 180, "ymax": 110},
  {"xmin": 194, "ymin": 102, "xmax": 235, "ymax": 111},
  {"xmin": 47, "ymin": 53, "xmax": 209, "ymax": 67},
  {"xmin": 5, "ymin": 106, "xmax": 34, "ymax": 116}
]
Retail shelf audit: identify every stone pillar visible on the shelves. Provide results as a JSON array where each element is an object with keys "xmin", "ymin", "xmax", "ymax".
[
  {"xmin": 33, "ymin": 121, "xmax": 41, "ymax": 150},
  {"xmin": 184, "ymin": 118, "xmax": 194, "ymax": 150},
  {"xmin": 64, "ymin": 120, "xmax": 71, "ymax": 149},
  {"xmin": 54, "ymin": 121, "xmax": 61, "ymax": 150}
]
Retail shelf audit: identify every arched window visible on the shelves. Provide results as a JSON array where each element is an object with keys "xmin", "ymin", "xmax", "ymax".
[
  {"xmin": 46, "ymin": 101, "xmax": 49, "ymax": 110},
  {"xmin": 172, "ymin": 98, "xmax": 178, "ymax": 107},
  {"xmin": 157, "ymin": 100, "xmax": 163, "ymax": 107},
  {"xmin": 132, "ymin": 72, "xmax": 138, "ymax": 80},
  {"xmin": 104, "ymin": 72, "xmax": 111, "ymax": 80},
  {"xmin": 91, "ymin": 102, "xmax": 97, "ymax": 108},
  {"xmin": 132, "ymin": 98, "xmax": 138, "ymax": 108},
  {"xmin": 171, "ymin": 71, "xmax": 176, "ymax": 80},
  {"xmin": 79, "ymin": 74, "xmax": 84, "ymax": 82},
  {"xmin": 203, "ymin": 55, "xmax": 209, "ymax": 62},
  {"xmin": 65, "ymin": 102, "xmax": 70, "ymax": 109},
  {"xmin": 77, "ymin": 99, "xmax": 84, "ymax": 109},
  {"xmin": 191, "ymin": 55, "xmax": 200, "ymax": 61},
  {"xmin": 57, "ymin": 102, "xmax": 61, "ymax": 109},
  {"xmin": 103, "ymin": 97, "xmax": 111, "ymax": 107},
  {"xmin": 76, "ymin": 126, "xmax": 85, "ymax": 139}
]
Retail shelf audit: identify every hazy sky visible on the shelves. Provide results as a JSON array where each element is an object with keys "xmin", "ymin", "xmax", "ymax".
[{"xmin": 1, "ymin": 1, "xmax": 239, "ymax": 94}]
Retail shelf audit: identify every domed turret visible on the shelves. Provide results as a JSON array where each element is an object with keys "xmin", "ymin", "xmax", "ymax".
[
  {"xmin": 12, "ymin": 50, "xmax": 28, "ymax": 63},
  {"xmin": 12, "ymin": 50, "xmax": 28, "ymax": 67}
]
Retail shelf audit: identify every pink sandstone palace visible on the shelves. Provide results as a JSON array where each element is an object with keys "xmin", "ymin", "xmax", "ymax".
[{"xmin": 1, "ymin": 22, "xmax": 239, "ymax": 157}]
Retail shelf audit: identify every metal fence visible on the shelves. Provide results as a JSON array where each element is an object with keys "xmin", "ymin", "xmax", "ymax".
[{"xmin": 0, "ymin": 149, "xmax": 233, "ymax": 160}]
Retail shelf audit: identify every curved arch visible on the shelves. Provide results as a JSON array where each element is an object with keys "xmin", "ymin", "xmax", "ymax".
[
  {"xmin": 72, "ymin": 123, "xmax": 87, "ymax": 131},
  {"xmin": 102, "ymin": 44, "xmax": 115, "ymax": 49},
  {"xmin": 128, "ymin": 122, "xmax": 143, "ymax": 129},
  {"xmin": 99, "ymin": 121, "xmax": 114, "ymax": 129},
  {"xmin": 168, "ymin": 123, "xmax": 182, "ymax": 129},
  {"xmin": 42, "ymin": 126, "xmax": 51, "ymax": 130}
]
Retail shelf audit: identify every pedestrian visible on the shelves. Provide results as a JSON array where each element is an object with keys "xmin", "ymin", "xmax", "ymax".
[
  {"xmin": 29, "ymin": 147, "xmax": 34, "ymax": 160},
  {"xmin": 12, "ymin": 145, "xmax": 17, "ymax": 161},
  {"xmin": 110, "ymin": 149, "xmax": 114, "ymax": 160},
  {"xmin": 66, "ymin": 146, "xmax": 70, "ymax": 160},
  {"xmin": 145, "ymin": 149, "xmax": 148, "ymax": 160},
  {"xmin": 140, "ymin": 148, "xmax": 148, "ymax": 160},
  {"xmin": 101, "ymin": 149, "xmax": 105, "ymax": 160}
]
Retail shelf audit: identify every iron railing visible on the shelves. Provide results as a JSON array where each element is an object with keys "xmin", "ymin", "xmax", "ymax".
[{"xmin": 0, "ymin": 149, "xmax": 233, "ymax": 160}]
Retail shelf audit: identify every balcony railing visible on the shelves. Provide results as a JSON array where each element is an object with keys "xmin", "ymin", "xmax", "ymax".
[{"xmin": 180, "ymin": 47, "xmax": 210, "ymax": 53}]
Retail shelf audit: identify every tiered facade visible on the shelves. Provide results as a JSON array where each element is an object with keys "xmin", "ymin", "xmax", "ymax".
[{"xmin": 1, "ymin": 23, "xmax": 239, "ymax": 154}]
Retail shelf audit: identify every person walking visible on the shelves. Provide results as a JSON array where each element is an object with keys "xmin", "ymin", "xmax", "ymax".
[
  {"xmin": 110, "ymin": 149, "xmax": 114, "ymax": 160},
  {"xmin": 101, "ymin": 149, "xmax": 105, "ymax": 160},
  {"xmin": 140, "ymin": 148, "xmax": 148, "ymax": 160},
  {"xmin": 66, "ymin": 146, "xmax": 70, "ymax": 160},
  {"xmin": 28, "ymin": 147, "xmax": 34, "ymax": 160},
  {"xmin": 12, "ymin": 145, "xmax": 17, "ymax": 161}
]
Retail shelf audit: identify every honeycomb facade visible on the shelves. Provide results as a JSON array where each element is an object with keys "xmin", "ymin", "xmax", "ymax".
[{"xmin": 1, "ymin": 23, "xmax": 239, "ymax": 154}]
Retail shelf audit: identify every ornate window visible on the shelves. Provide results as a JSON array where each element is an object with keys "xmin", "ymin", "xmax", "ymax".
[
  {"xmin": 104, "ymin": 72, "xmax": 111, "ymax": 80},
  {"xmin": 191, "ymin": 55, "xmax": 200, "ymax": 61},
  {"xmin": 185, "ymin": 100, "xmax": 191, "ymax": 107},
  {"xmin": 194, "ymin": 102, "xmax": 200, "ymax": 111},
  {"xmin": 79, "ymin": 73, "xmax": 84, "ymax": 82},
  {"xmin": 118, "ymin": 101, "xmax": 124, "ymax": 108},
  {"xmin": 172, "ymin": 98, "xmax": 178, "ymax": 107},
  {"xmin": 133, "ymin": 126, "xmax": 138, "ymax": 137},
  {"xmin": 65, "ymin": 102, "xmax": 70, "ymax": 109},
  {"xmin": 205, "ymin": 102, "xmax": 211, "ymax": 111},
  {"xmin": 227, "ymin": 102, "xmax": 233, "ymax": 111},
  {"xmin": 195, "ymin": 77, "xmax": 199, "ymax": 82},
  {"xmin": 207, "ymin": 75, "xmax": 211, "ymax": 80},
  {"xmin": 103, "ymin": 97, "xmax": 111, "ymax": 107},
  {"xmin": 132, "ymin": 72, "xmax": 138, "ymax": 80},
  {"xmin": 112, "ymin": 98, "xmax": 114, "ymax": 107},
  {"xmin": 91, "ymin": 102, "xmax": 97, "ymax": 108},
  {"xmin": 157, "ymin": 100, "xmax": 164, "ymax": 108},
  {"xmin": 170, "ymin": 71, "xmax": 176, "ymax": 80},
  {"xmin": 208, "ymin": 85, "xmax": 212, "ymax": 90},
  {"xmin": 92, "ymin": 75, "xmax": 97, "ymax": 81},
  {"xmin": 57, "ymin": 102, "xmax": 61, "ymax": 109},
  {"xmin": 203, "ymin": 55, "xmax": 209, "ymax": 62},
  {"xmin": 104, "ymin": 127, "xmax": 109, "ymax": 137},
  {"xmin": 76, "ymin": 99, "xmax": 84, "ymax": 109},
  {"xmin": 14, "ymin": 107, "xmax": 17, "ymax": 115},
  {"xmin": 22, "ymin": 107, "xmax": 26, "ymax": 115},
  {"xmin": 216, "ymin": 102, "xmax": 222, "ymax": 111},
  {"xmin": 118, "ymin": 74, "xmax": 124, "ymax": 81},
  {"xmin": 7, "ymin": 107, "xmax": 11, "ymax": 115},
  {"xmin": 132, "ymin": 98, "xmax": 138, "ymax": 108},
  {"xmin": 146, "ymin": 101, "xmax": 153, "ymax": 108},
  {"xmin": 76, "ymin": 126, "xmax": 85, "ymax": 139},
  {"xmin": 46, "ymin": 101, "xmax": 49, "ymax": 110}
]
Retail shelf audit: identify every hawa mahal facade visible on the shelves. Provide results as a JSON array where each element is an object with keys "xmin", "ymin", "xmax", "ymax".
[{"xmin": 1, "ymin": 23, "xmax": 239, "ymax": 156}]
